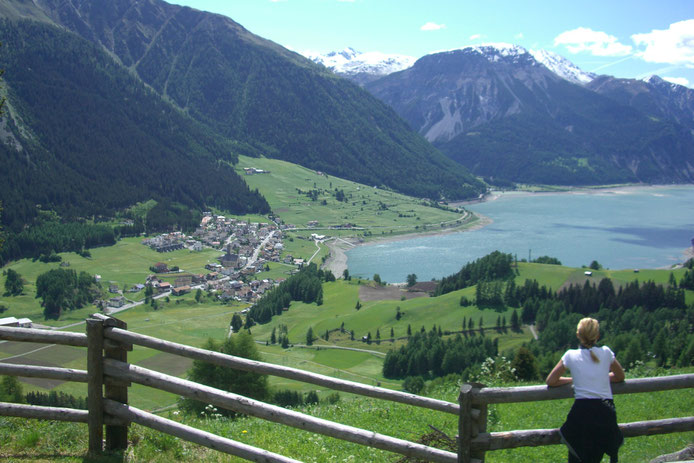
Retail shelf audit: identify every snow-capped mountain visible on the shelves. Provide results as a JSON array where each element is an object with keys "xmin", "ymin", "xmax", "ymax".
[
  {"xmin": 364, "ymin": 43, "xmax": 694, "ymax": 186},
  {"xmin": 530, "ymin": 49, "xmax": 596, "ymax": 85},
  {"xmin": 305, "ymin": 47, "xmax": 415, "ymax": 85}
]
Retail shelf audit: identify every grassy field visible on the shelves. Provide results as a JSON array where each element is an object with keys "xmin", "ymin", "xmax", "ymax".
[
  {"xmin": 236, "ymin": 155, "xmax": 477, "ymax": 237},
  {"xmin": 0, "ymin": 237, "xmax": 224, "ymax": 326},
  {"xmin": 0, "ymin": 369, "xmax": 691, "ymax": 462}
]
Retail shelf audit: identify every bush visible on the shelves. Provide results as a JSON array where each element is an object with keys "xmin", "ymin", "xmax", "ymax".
[{"xmin": 402, "ymin": 376, "xmax": 425, "ymax": 394}]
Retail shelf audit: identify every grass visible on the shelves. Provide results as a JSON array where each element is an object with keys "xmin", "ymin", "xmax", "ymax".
[
  {"xmin": 0, "ymin": 237, "xmax": 223, "ymax": 326},
  {"xmin": 236, "ymin": 154, "xmax": 473, "ymax": 238},
  {"xmin": 0, "ymin": 369, "xmax": 692, "ymax": 462}
]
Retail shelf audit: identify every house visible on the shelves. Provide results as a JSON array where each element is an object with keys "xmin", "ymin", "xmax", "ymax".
[
  {"xmin": 584, "ymin": 271, "xmax": 593, "ymax": 276},
  {"xmin": 152, "ymin": 262, "xmax": 169, "ymax": 273},
  {"xmin": 191, "ymin": 242, "xmax": 203, "ymax": 252},
  {"xmin": 129, "ymin": 284, "xmax": 145, "ymax": 293},
  {"xmin": 206, "ymin": 272, "xmax": 219, "ymax": 281},
  {"xmin": 16, "ymin": 318, "xmax": 32, "ymax": 328},
  {"xmin": 172, "ymin": 285, "xmax": 191, "ymax": 296},
  {"xmin": 158, "ymin": 282, "xmax": 172, "ymax": 293},
  {"xmin": 108, "ymin": 296, "xmax": 126, "ymax": 308},
  {"xmin": 109, "ymin": 284, "xmax": 120, "ymax": 294},
  {"xmin": 192, "ymin": 274, "xmax": 205, "ymax": 284}
]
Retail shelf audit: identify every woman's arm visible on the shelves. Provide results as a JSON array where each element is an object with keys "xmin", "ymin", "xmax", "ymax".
[
  {"xmin": 609, "ymin": 358, "xmax": 625, "ymax": 383},
  {"xmin": 546, "ymin": 360, "xmax": 572, "ymax": 387}
]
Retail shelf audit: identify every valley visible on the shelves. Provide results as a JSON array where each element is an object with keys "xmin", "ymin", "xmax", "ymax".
[{"xmin": 0, "ymin": 0, "xmax": 693, "ymax": 461}]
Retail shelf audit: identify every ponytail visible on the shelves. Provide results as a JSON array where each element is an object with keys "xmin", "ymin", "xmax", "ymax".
[
  {"xmin": 588, "ymin": 346, "xmax": 599, "ymax": 363},
  {"xmin": 577, "ymin": 318, "xmax": 601, "ymax": 362}
]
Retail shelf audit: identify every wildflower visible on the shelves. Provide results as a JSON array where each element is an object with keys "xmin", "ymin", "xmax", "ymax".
[{"xmin": 242, "ymin": 430, "xmax": 248, "ymax": 434}]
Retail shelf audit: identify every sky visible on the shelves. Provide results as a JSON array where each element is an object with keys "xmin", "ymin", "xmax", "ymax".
[{"xmin": 168, "ymin": 0, "xmax": 694, "ymax": 87}]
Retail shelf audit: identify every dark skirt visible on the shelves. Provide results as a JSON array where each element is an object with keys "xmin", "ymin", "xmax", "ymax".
[{"xmin": 559, "ymin": 399, "xmax": 623, "ymax": 463}]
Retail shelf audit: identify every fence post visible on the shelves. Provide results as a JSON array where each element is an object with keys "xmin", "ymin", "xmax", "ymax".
[
  {"xmin": 470, "ymin": 383, "xmax": 487, "ymax": 462},
  {"xmin": 458, "ymin": 384, "xmax": 472, "ymax": 463},
  {"xmin": 102, "ymin": 316, "xmax": 131, "ymax": 451},
  {"xmin": 86, "ymin": 318, "xmax": 105, "ymax": 455},
  {"xmin": 458, "ymin": 383, "xmax": 487, "ymax": 463}
]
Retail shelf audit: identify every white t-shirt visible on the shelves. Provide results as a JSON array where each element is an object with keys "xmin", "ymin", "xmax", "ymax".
[{"xmin": 561, "ymin": 345, "xmax": 615, "ymax": 399}]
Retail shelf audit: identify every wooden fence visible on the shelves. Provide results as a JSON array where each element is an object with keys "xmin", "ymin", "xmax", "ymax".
[{"xmin": 0, "ymin": 314, "xmax": 692, "ymax": 463}]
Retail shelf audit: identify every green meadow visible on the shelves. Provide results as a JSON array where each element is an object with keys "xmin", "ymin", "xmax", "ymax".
[{"xmin": 236, "ymin": 154, "xmax": 477, "ymax": 236}]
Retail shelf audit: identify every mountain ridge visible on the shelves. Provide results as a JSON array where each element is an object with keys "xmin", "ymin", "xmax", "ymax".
[
  {"xmin": 5, "ymin": 0, "xmax": 483, "ymax": 201},
  {"xmin": 364, "ymin": 44, "xmax": 694, "ymax": 185}
]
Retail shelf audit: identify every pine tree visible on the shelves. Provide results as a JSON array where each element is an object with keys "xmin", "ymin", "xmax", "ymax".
[
  {"xmin": 511, "ymin": 309, "xmax": 520, "ymax": 332},
  {"xmin": 306, "ymin": 327, "xmax": 314, "ymax": 346}
]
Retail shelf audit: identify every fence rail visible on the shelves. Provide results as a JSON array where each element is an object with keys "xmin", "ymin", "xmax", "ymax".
[
  {"xmin": 1, "ymin": 315, "xmax": 693, "ymax": 463},
  {"xmin": 103, "ymin": 326, "xmax": 458, "ymax": 414}
]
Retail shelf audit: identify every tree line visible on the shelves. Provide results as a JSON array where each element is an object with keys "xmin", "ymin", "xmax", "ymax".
[
  {"xmin": 35, "ymin": 268, "xmax": 102, "ymax": 319},
  {"xmin": 435, "ymin": 251, "xmax": 515, "ymax": 296},
  {"xmin": 246, "ymin": 264, "xmax": 331, "ymax": 325},
  {"xmin": 383, "ymin": 328, "xmax": 497, "ymax": 380}
]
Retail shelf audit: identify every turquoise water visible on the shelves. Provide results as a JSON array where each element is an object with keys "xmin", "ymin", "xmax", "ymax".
[{"xmin": 345, "ymin": 186, "xmax": 694, "ymax": 283}]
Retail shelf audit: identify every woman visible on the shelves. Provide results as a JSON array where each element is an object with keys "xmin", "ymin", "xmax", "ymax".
[{"xmin": 546, "ymin": 317, "xmax": 626, "ymax": 463}]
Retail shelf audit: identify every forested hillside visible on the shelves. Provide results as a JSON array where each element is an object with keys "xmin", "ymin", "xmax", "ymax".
[
  {"xmin": 3, "ymin": 0, "xmax": 484, "ymax": 201},
  {"xmin": 0, "ymin": 20, "xmax": 269, "ymax": 231}
]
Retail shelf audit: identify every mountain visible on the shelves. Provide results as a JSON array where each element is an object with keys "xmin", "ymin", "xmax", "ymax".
[
  {"xmin": 365, "ymin": 44, "xmax": 694, "ymax": 185},
  {"xmin": 0, "ymin": 19, "xmax": 270, "ymax": 229},
  {"xmin": 1, "ymin": 0, "xmax": 484, "ymax": 202},
  {"xmin": 529, "ymin": 49, "xmax": 596, "ymax": 85},
  {"xmin": 305, "ymin": 47, "xmax": 416, "ymax": 85},
  {"xmin": 587, "ymin": 75, "xmax": 694, "ymax": 132}
]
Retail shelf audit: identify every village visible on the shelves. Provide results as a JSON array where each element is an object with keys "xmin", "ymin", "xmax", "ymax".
[{"xmin": 103, "ymin": 213, "xmax": 314, "ymax": 311}]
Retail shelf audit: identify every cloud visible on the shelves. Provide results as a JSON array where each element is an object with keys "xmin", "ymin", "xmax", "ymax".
[
  {"xmin": 515, "ymin": 33, "xmax": 524, "ymax": 40},
  {"xmin": 663, "ymin": 76, "xmax": 690, "ymax": 87},
  {"xmin": 421, "ymin": 22, "xmax": 446, "ymax": 31},
  {"xmin": 632, "ymin": 20, "xmax": 694, "ymax": 65},
  {"xmin": 554, "ymin": 27, "xmax": 632, "ymax": 56},
  {"xmin": 469, "ymin": 34, "xmax": 482, "ymax": 41}
]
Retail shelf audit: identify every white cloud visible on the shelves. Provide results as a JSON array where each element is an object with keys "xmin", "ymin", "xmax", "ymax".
[
  {"xmin": 663, "ymin": 76, "xmax": 690, "ymax": 87},
  {"xmin": 632, "ymin": 20, "xmax": 694, "ymax": 65},
  {"xmin": 469, "ymin": 34, "xmax": 482, "ymax": 41},
  {"xmin": 554, "ymin": 27, "xmax": 632, "ymax": 56},
  {"xmin": 515, "ymin": 33, "xmax": 524, "ymax": 40},
  {"xmin": 421, "ymin": 22, "xmax": 446, "ymax": 31}
]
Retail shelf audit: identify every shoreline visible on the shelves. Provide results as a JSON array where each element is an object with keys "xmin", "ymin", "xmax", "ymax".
[
  {"xmin": 322, "ymin": 212, "xmax": 493, "ymax": 278},
  {"xmin": 321, "ymin": 183, "xmax": 694, "ymax": 277}
]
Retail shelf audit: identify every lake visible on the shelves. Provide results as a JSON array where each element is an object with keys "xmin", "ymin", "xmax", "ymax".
[{"xmin": 345, "ymin": 186, "xmax": 694, "ymax": 283}]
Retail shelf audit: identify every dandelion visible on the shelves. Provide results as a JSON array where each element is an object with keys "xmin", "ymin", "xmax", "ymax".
[{"xmin": 242, "ymin": 430, "xmax": 248, "ymax": 434}]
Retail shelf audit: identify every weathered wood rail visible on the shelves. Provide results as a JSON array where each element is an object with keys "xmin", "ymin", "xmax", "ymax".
[
  {"xmin": 457, "ymin": 376, "xmax": 694, "ymax": 462},
  {"xmin": 1, "ymin": 315, "xmax": 693, "ymax": 462}
]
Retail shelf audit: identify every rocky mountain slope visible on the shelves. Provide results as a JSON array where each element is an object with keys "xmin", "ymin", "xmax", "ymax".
[
  {"xmin": 365, "ymin": 44, "xmax": 694, "ymax": 185},
  {"xmin": 588, "ymin": 75, "xmax": 694, "ymax": 132}
]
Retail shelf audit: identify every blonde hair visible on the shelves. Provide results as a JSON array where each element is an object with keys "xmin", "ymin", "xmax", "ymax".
[{"xmin": 577, "ymin": 318, "xmax": 600, "ymax": 363}]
